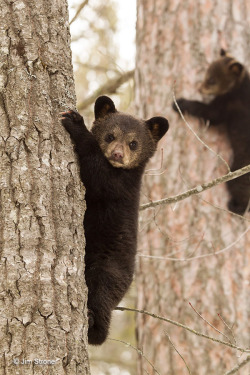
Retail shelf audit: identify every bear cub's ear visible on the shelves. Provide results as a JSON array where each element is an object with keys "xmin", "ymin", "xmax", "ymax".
[
  {"xmin": 228, "ymin": 61, "xmax": 243, "ymax": 76},
  {"xmin": 146, "ymin": 117, "xmax": 169, "ymax": 142},
  {"xmin": 95, "ymin": 96, "xmax": 117, "ymax": 120}
]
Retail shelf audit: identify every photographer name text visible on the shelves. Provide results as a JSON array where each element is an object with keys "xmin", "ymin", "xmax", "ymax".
[{"xmin": 13, "ymin": 358, "xmax": 56, "ymax": 365}]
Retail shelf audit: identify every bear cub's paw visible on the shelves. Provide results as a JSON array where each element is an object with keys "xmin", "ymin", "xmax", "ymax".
[{"xmin": 60, "ymin": 110, "xmax": 84, "ymax": 135}]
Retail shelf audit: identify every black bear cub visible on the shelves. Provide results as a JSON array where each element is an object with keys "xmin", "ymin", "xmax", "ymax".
[
  {"xmin": 61, "ymin": 96, "xmax": 169, "ymax": 344},
  {"xmin": 173, "ymin": 49, "xmax": 250, "ymax": 215}
]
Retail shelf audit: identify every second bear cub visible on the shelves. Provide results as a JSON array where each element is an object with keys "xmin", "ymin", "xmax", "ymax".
[
  {"xmin": 61, "ymin": 96, "xmax": 169, "ymax": 345},
  {"xmin": 173, "ymin": 49, "xmax": 250, "ymax": 215}
]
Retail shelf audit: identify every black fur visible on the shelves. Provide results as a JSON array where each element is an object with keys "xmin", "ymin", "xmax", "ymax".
[
  {"xmin": 61, "ymin": 96, "xmax": 169, "ymax": 344},
  {"xmin": 173, "ymin": 52, "xmax": 250, "ymax": 215}
]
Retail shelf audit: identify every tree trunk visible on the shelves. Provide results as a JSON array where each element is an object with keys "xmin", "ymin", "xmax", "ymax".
[
  {"xmin": 0, "ymin": 0, "xmax": 90, "ymax": 374},
  {"xmin": 135, "ymin": 0, "xmax": 250, "ymax": 374}
]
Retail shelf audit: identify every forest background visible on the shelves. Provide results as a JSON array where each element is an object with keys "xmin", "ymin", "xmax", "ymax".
[{"xmin": 0, "ymin": 0, "xmax": 249, "ymax": 374}]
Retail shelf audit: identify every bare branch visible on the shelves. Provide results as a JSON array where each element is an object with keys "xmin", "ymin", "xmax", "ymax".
[
  {"xmin": 77, "ymin": 70, "xmax": 134, "ymax": 111},
  {"xmin": 217, "ymin": 313, "xmax": 237, "ymax": 345},
  {"xmin": 69, "ymin": 0, "xmax": 89, "ymax": 25},
  {"xmin": 165, "ymin": 331, "xmax": 191, "ymax": 374},
  {"xmin": 115, "ymin": 306, "xmax": 250, "ymax": 354},
  {"xmin": 138, "ymin": 225, "xmax": 250, "ymax": 262},
  {"xmin": 108, "ymin": 338, "xmax": 161, "ymax": 375},
  {"xmin": 223, "ymin": 356, "xmax": 250, "ymax": 375},
  {"xmin": 74, "ymin": 62, "xmax": 120, "ymax": 74},
  {"xmin": 140, "ymin": 164, "xmax": 250, "ymax": 211},
  {"xmin": 189, "ymin": 302, "xmax": 232, "ymax": 343}
]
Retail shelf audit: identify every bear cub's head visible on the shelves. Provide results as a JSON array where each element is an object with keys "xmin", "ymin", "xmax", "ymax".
[
  {"xmin": 199, "ymin": 49, "xmax": 247, "ymax": 97},
  {"xmin": 91, "ymin": 96, "xmax": 169, "ymax": 169}
]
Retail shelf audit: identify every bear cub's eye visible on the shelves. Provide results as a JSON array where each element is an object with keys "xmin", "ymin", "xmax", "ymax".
[
  {"xmin": 129, "ymin": 140, "xmax": 138, "ymax": 150},
  {"xmin": 207, "ymin": 78, "xmax": 216, "ymax": 85},
  {"xmin": 105, "ymin": 133, "xmax": 115, "ymax": 143}
]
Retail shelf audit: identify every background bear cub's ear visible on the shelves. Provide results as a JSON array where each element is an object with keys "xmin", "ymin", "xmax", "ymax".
[
  {"xmin": 94, "ymin": 96, "xmax": 117, "ymax": 120},
  {"xmin": 146, "ymin": 117, "xmax": 169, "ymax": 142},
  {"xmin": 220, "ymin": 48, "xmax": 227, "ymax": 56}
]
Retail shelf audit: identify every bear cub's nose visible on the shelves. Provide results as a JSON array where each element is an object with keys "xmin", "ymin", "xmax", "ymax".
[{"xmin": 112, "ymin": 145, "xmax": 124, "ymax": 161}]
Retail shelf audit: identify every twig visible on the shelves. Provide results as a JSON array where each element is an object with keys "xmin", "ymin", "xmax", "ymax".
[
  {"xmin": 77, "ymin": 70, "xmax": 134, "ymax": 111},
  {"xmin": 69, "ymin": 0, "xmax": 89, "ymax": 25},
  {"xmin": 140, "ymin": 164, "xmax": 250, "ymax": 211},
  {"xmin": 196, "ymin": 195, "xmax": 250, "ymax": 221},
  {"xmin": 145, "ymin": 148, "xmax": 165, "ymax": 175},
  {"xmin": 165, "ymin": 331, "xmax": 192, "ymax": 374},
  {"xmin": 189, "ymin": 302, "xmax": 232, "ymax": 343},
  {"xmin": 217, "ymin": 313, "xmax": 237, "ymax": 345},
  {"xmin": 108, "ymin": 338, "xmax": 161, "ymax": 375},
  {"xmin": 115, "ymin": 306, "xmax": 250, "ymax": 354},
  {"xmin": 138, "ymin": 225, "xmax": 250, "ymax": 261},
  {"xmin": 172, "ymin": 91, "xmax": 230, "ymax": 173},
  {"xmin": 223, "ymin": 355, "xmax": 250, "ymax": 375}
]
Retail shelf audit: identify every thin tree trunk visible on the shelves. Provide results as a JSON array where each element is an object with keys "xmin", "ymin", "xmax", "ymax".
[
  {"xmin": 135, "ymin": 0, "xmax": 250, "ymax": 374},
  {"xmin": 0, "ymin": 0, "xmax": 90, "ymax": 373}
]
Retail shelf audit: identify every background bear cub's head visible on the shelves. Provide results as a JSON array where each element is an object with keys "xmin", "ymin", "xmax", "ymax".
[
  {"xmin": 199, "ymin": 49, "xmax": 247, "ymax": 97},
  {"xmin": 92, "ymin": 96, "xmax": 169, "ymax": 169}
]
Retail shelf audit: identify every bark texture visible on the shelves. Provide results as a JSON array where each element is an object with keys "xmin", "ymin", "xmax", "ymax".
[
  {"xmin": 0, "ymin": 0, "xmax": 89, "ymax": 374},
  {"xmin": 135, "ymin": 0, "xmax": 250, "ymax": 374}
]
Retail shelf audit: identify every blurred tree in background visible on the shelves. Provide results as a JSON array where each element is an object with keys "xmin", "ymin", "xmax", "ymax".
[{"xmin": 135, "ymin": 0, "xmax": 250, "ymax": 374}]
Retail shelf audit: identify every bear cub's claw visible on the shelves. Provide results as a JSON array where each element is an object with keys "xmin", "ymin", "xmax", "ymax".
[
  {"xmin": 88, "ymin": 309, "xmax": 95, "ymax": 328},
  {"xmin": 60, "ymin": 109, "xmax": 85, "ymax": 135},
  {"xmin": 60, "ymin": 109, "xmax": 83, "ymax": 124}
]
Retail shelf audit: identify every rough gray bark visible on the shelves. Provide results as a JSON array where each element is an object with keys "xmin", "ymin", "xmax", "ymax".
[
  {"xmin": 135, "ymin": 0, "xmax": 250, "ymax": 374},
  {"xmin": 0, "ymin": 0, "xmax": 90, "ymax": 374}
]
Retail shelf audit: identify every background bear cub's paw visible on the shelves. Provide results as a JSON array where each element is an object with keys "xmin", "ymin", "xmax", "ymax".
[
  {"xmin": 172, "ymin": 97, "xmax": 188, "ymax": 114},
  {"xmin": 228, "ymin": 199, "xmax": 247, "ymax": 215}
]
